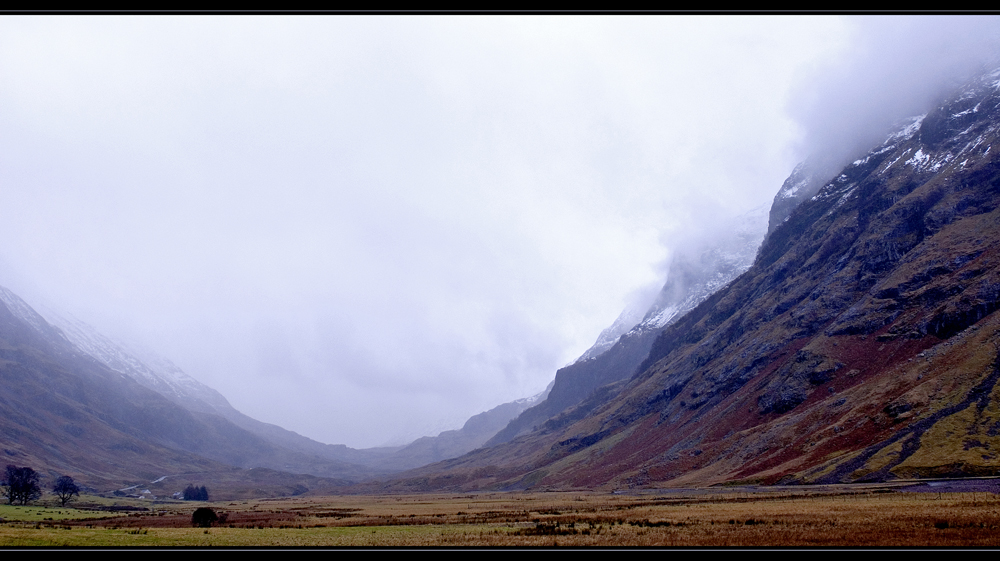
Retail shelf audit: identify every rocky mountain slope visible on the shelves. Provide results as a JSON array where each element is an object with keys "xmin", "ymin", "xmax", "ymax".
[
  {"xmin": 486, "ymin": 207, "xmax": 767, "ymax": 447},
  {"xmin": 376, "ymin": 66, "xmax": 1000, "ymax": 491}
]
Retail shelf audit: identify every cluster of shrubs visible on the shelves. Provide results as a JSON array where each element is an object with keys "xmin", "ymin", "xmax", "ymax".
[{"xmin": 183, "ymin": 484, "xmax": 210, "ymax": 501}]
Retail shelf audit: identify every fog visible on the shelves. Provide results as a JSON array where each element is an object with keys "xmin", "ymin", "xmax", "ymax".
[
  {"xmin": 789, "ymin": 16, "xmax": 1000, "ymax": 180},
  {"xmin": 0, "ymin": 15, "xmax": 995, "ymax": 448}
]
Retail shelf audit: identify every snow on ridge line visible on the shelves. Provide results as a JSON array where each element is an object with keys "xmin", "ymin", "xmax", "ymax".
[
  {"xmin": 0, "ymin": 285, "xmax": 53, "ymax": 337},
  {"xmin": 572, "ymin": 207, "xmax": 767, "ymax": 367},
  {"xmin": 36, "ymin": 303, "xmax": 231, "ymax": 412}
]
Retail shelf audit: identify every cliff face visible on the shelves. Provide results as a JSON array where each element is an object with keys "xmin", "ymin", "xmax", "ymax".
[{"xmin": 379, "ymin": 67, "xmax": 1000, "ymax": 491}]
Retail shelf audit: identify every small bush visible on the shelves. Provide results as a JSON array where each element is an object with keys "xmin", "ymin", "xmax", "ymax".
[{"xmin": 192, "ymin": 507, "xmax": 219, "ymax": 528}]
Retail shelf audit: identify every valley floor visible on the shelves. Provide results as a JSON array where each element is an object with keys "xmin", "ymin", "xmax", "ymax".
[{"xmin": 3, "ymin": 485, "xmax": 1000, "ymax": 547}]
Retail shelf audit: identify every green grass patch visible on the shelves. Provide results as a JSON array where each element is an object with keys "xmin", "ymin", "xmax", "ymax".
[{"xmin": 0, "ymin": 503, "xmax": 124, "ymax": 522}]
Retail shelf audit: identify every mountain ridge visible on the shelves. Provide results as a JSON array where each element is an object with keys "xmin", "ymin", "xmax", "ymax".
[
  {"xmin": 485, "ymin": 206, "xmax": 768, "ymax": 447},
  {"xmin": 368, "ymin": 65, "xmax": 1000, "ymax": 492},
  {"xmin": 21, "ymin": 295, "xmax": 548, "ymax": 476},
  {"xmin": 0, "ymin": 286, "xmax": 386, "ymax": 494}
]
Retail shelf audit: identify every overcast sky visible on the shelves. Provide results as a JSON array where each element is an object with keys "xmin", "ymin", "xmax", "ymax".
[{"xmin": 1, "ymin": 15, "xmax": 997, "ymax": 448}]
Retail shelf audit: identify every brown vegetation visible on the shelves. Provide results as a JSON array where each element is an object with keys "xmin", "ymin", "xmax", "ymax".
[{"xmin": 5, "ymin": 486, "xmax": 1000, "ymax": 546}]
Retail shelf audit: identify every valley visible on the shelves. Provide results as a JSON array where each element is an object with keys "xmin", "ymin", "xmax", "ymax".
[
  {"xmin": 3, "ymin": 485, "xmax": 1000, "ymax": 547},
  {"xmin": 5, "ymin": 21, "xmax": 1000, "ymax": 550}
]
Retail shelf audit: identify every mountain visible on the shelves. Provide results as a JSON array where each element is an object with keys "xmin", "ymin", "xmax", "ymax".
[
  {"xmin": 37, "ymin": 301, "xmax": 547, "ymax": 475},
  {"xmin": 0, "ymin": 286, "xmax": 386, "ymax": 495},
  {"xmin": 368, "ymin": 386, "xmax": 551, "ymax": 471},
  {"xmin": 374, "ymin": 66, "xmax": 1000, "ymax": 491},
  {"xmin": 37, "ymin": 309, "xmax": 386, "ymax": 472},
  {"xmin": 39, "ymin": 308, "xmax": 237, "ymax": 418},
  {"xmin": 485, "ymin": 207, "xmax": 767, "ymax": 447}
]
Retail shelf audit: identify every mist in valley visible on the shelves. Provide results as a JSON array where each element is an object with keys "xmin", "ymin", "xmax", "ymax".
[{"xmin": 0, "ymin": 15, "xmax": 997, "ymax": 449}]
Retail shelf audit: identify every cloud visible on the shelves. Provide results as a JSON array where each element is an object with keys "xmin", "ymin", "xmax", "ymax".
[
  {"xmin": 0, "ymin": 16, "xmax": 852, "ymax": 447},
  {"xmin": 788, "ymin": 15, "xmax": 1000, "ymax": 178}
]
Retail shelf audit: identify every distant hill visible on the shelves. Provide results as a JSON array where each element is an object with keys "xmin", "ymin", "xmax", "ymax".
[
  {"xmin": 22, "ymin": 295, "xmax": 548, "ymax": 484},
  {"xmin": 0, "ymin": 286, "xmax": 376, "ymax": 497}
]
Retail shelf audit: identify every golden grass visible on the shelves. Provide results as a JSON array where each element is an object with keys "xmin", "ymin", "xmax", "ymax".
[{"xmin": 3, "ymin": 488, "xmax": 1000, "ymax": 546}]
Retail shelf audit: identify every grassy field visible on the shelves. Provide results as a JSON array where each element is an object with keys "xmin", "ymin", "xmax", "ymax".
[{"xmin": 3, "ymin": 486, "xmax": 1000, "ymax": 546}]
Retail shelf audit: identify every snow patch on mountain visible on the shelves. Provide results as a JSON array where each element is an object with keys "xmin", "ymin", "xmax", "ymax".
[
  {"xmin": 779, "ymin": 163, "xmax": 813, "ymax": 200},
  {"xmin": 37, "ymin": 306, "xmax": 234, "ymax": 415},
  {"xmin": 574, "ymin": 205, "xmax": 768, "ymax": 365},
  {"xmin": 513, "ymin": 383, "xmax": 551, "ymax": 406},
  {"xmin": 0, "ymin": 286, "xmax": 53, "ymax": 337},
  {"xmin": 574, "ymin": 298, "xmax": 653, "ymax": 363}
]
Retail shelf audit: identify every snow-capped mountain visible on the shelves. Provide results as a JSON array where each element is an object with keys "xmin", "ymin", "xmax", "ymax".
[
  {"xmin": 392, "ymin": 64, "xmax": 1000, "ymax": 491},
  {"xmin": 0, "ymin": 286, "xmax": 235, "ymax": 419},
  {"xmin": 18, "ymin": 294, "xmax": 549, "ymax": 473},
  {"xmin": 0, "ymin": 284, "xmax": 391, "ymax": 494},
  {"xmin": 577, "ymin": 206, "xmax": 768, "ymax": 364},
  {"xmin": 0, "ymin": 286, "xmax": 54, "ymax": 337},
  {"xmin": 486, "ymin": 198, "xmax": 768, "ymax": 447},
  {"xmin": 38, "ymin": 307, "xmax": 234, "ymax": 416}
]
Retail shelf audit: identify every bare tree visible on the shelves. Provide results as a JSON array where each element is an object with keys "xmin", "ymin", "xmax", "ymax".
[
  {"xmin": 2, "ymin": 465, "xmax": 41, "ymax": 506},
  {"xmin": 52, "ymin": 475, "xmax": 80, "ymax": 507}
]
